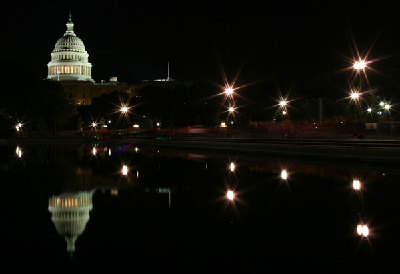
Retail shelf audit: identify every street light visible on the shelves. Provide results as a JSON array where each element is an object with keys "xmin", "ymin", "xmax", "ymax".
[
  {"xmin": 384, "ymin": 104, "xmax": 391, "ymax": 111},
  {"xmin": 367, "ymin": 107, "xmax": 372, "ymax": 113},
  {"xmin": 350, "ymin": 90, "xmax": 360, "ymax": 101},
  {"xmin": 224, "ymin": 87, "xmax": 234, "ymax": 96},
  {"xmin": 226, "ymin": 190, "xmax": 235, "ymax": 201},
  {"xmin": 353, "ymin": 59, "xmax": 367, "ymax": 71},
  {"xmin": 228, "ymin": 106, "xmax": 235, "ymax": 113},
  {"xmin": 120, "ymin": 106, "xmax": 129, "ymax": 114},
  {"xmin": 279, "ymin": 100, "xmax": 288, "ymax": 107}
]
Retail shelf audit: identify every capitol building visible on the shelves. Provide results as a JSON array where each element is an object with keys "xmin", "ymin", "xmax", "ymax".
[
  {"xmin": 47, "ymin": 14, "xmax": 93, "ymax": 82},
  {"xmin": 46, "ymin": 13, "xmax": 180, "ymax": 105},
  {"xmin": 46, "ymin": 14, "xmax": 137, "ymax": 105}
]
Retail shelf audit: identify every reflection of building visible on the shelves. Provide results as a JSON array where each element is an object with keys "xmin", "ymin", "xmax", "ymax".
[{"xmin": 48, "ymin": 190, "xmax": 94, "ymax": 257}]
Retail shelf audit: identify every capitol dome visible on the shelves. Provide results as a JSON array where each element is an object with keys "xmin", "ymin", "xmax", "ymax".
[
  {"xmin": 47, "ymin": 13, "xmax": 93, "ymax": 82},
  {"xmin": 48, "ymin": 190, "xmax": 95, "ymax": 256}
]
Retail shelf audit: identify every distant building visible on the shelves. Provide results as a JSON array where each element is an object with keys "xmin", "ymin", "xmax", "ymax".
[
  {"xmin": 47, "ymin": 13, "xmax": 138, "ymax": 105},
  {"xmin": 47, "ymin": 14, "xmax": 191, "ymax": 105}
]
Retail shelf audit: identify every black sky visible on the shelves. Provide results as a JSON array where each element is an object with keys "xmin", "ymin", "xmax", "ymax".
[{"xmin": 2, "ymin": 0, "xmax": 400, "ymax": 96}]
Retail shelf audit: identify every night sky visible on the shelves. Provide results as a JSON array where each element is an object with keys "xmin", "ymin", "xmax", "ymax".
[{"xmin": 3, "ymin": 0, "xmax": 400, "ymax": 97}]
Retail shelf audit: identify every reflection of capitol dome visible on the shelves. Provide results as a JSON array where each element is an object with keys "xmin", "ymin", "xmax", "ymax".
[
  {"xmin": 47, "ymin": 13, "xmax": 93, "ymax": 82},
  {"xmin": 48, "ymin": 190, "xmax": 95, "ymax": 256}
]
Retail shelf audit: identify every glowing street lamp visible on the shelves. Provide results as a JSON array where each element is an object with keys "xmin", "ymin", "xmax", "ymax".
[
  {"xmin": 120, "ymin": 106, "xmax": 129, "ymax": 114},
  {"xmin": 353, "ymin": 60, "xmax": 367, "ymax": 71},
  {"xmin": 282, "ymin": 110, "xmax": 287, "ymax": 116},
  {"xmin": 379, "ymin": 101, "xmax": 385, "ymax": 107},
  {"xmin": 352, "ymin": 179, "xmax": 361, "ymax": 190},
  {"xmin": 220, "ymin": 122, "xmax": 227, "ymax": 128},
  {"xmin": 228, "ymin": 106, "xmax": 235, "ymax": 113},
  {"xmin": 224, "ymin": 87, "xmax": 234, "ymax": 96},
  {"xmin": 384, "ymin": 104, "xmax": 391, "ymax": 111},
  {"xmin": 367, "ymin": 107, "xmax": 372, "ymax": 113},
  {"xmin": 356, "ymin": 224, "xmax": 369, "ymax": 237},
  {"xmin": 91, "ymin": 122, "xmax": 97, "ymax": 129},
  {"xmin": 350, "ymin": 91, "xmax": 360, "ymax": 101},
  {"xmin": 279, "ymin": 100, "xmax": 288, "ymax": 107}
]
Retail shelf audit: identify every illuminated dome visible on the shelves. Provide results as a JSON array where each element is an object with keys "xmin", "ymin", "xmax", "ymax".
[
  {"xmin": 48, "ymin": 190, "xmax": 95, "ymax": 256},
  {"xmin": 47, "ymin": 13, "xmax": 93, "ymax": 82}
]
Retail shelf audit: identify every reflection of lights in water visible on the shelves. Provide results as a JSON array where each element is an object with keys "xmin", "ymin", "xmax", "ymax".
[
  {"xmin": 356, "ymin": 224, "xmax": 369, "ymax": 237},
  {"xmin": 122, "ymin": 165, "xmax": 128, "ymax": 176},
  {"xmin": 136, "ymin": 170, "xmax": 139, "ymax": 178},
  {"xmin": 111, "ymin": 189, "xmax": 118, "ymax": 196},
  {"xmin": 227, "ymin": 190, "xmax": 235, "ymax": 201},
  {"xmin": 352, "ymin": 179, "xmax": 361, "ymax": 190},
  {"xmin": 92, "ymin": 147, "xmax": 97, "ymax": 156},
  {"xmin": 281, "ymin": 169, "xmax": 288, "ymax": 180},
  {"xmin": 229, "ymin": 162, "xmax": 235, "ymax": 172},
  {"xmin": 16, "ymin": 146, "xmax": 22, "ymax": 158}
]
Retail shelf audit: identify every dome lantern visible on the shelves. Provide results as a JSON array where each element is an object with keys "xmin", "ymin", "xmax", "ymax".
[{"xmin": 65, "ymin": 12, "xmax": 75, "ymax": 36}]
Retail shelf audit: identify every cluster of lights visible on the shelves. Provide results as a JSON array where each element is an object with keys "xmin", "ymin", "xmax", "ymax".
[
  {"xmin": 277, "ymin": 97, "xmax": 289, "ymax": 116},
  {"xmin": 366, "ymin": 101, "xmax": 392, "ymax": 114},
  {"xmin": 221, "ymin": 85, "xmax": 238, "ymax": 126}
]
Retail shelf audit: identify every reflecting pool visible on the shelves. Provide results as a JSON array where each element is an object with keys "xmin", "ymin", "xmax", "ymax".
[{"xmin": 1, "ymin": 143, "xmax": 400, "ymax": 271}]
